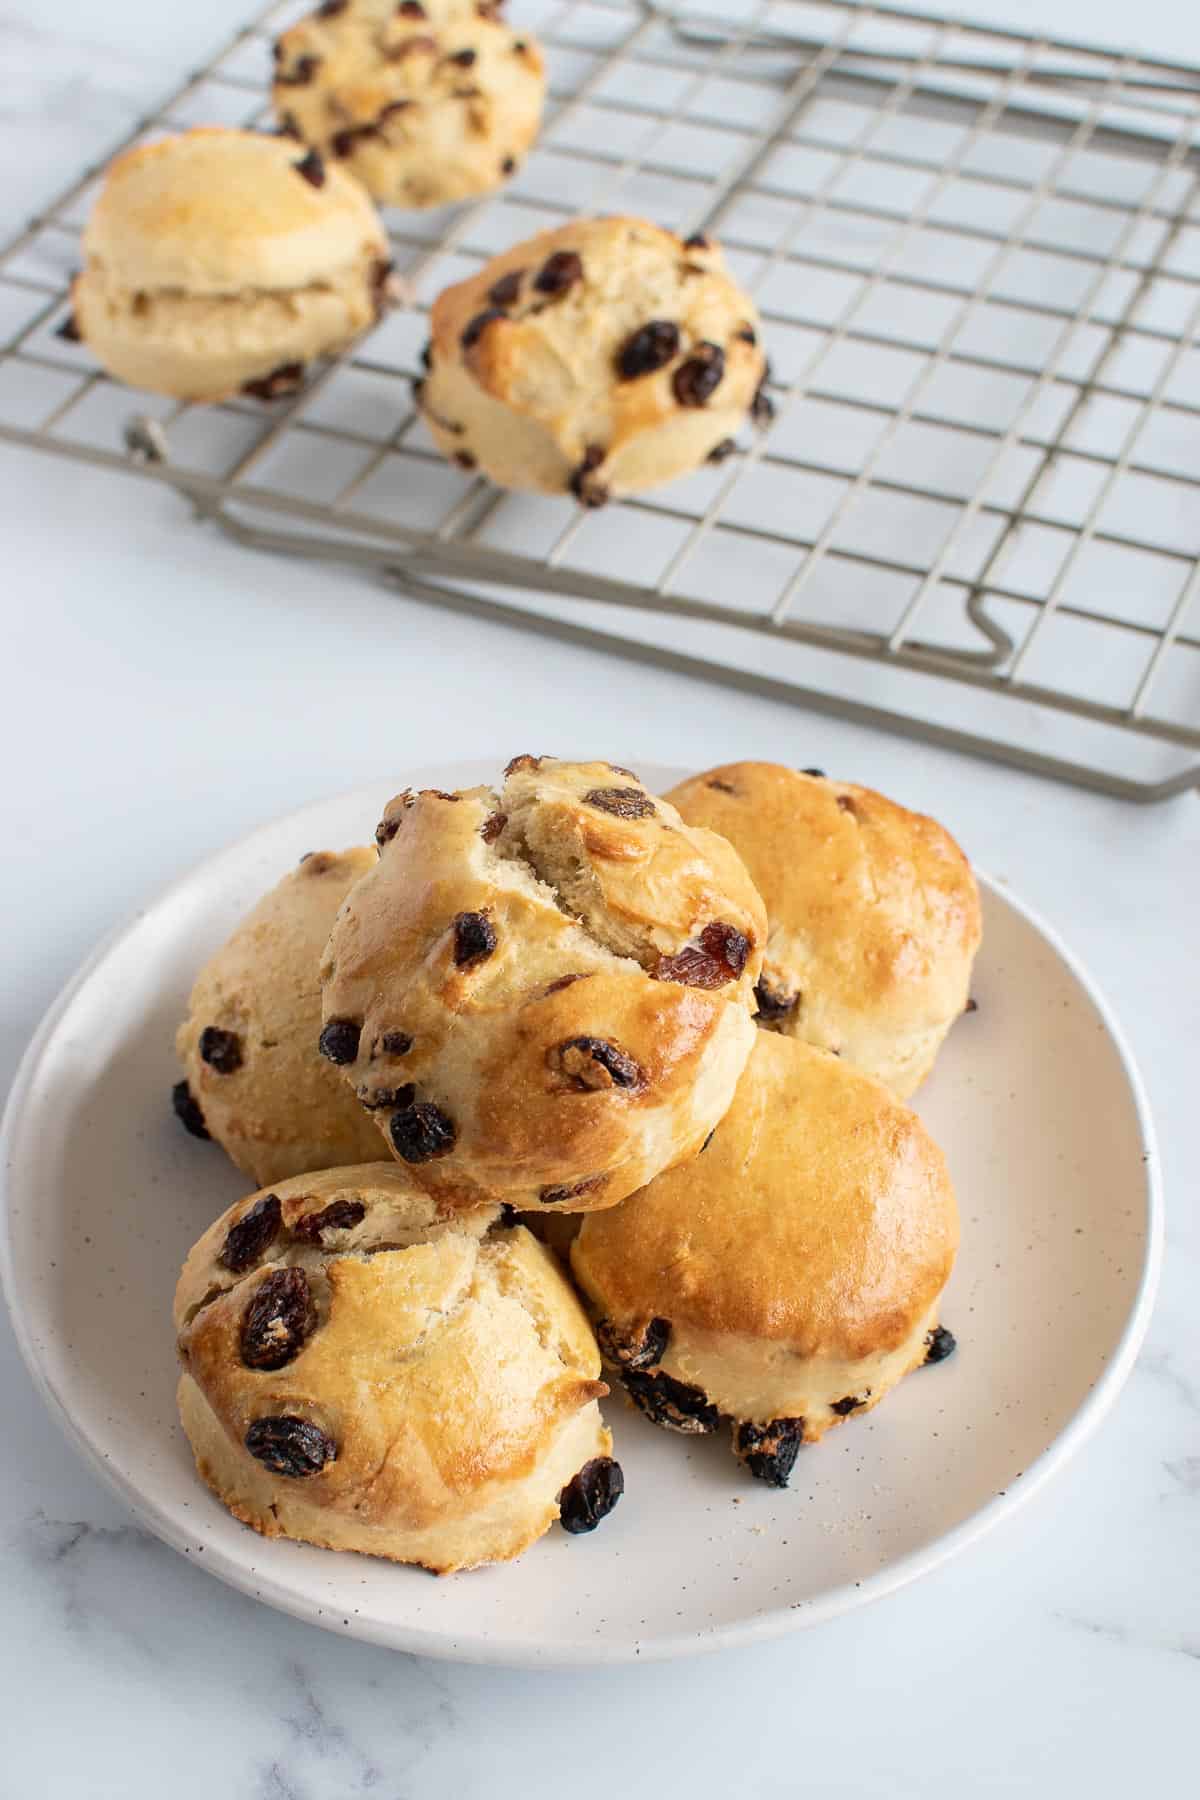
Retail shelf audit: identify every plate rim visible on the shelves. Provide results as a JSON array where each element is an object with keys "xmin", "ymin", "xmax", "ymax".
[{"xmin": 0, "ymin": 770, "xmax": 1165, "ymax": 1666}]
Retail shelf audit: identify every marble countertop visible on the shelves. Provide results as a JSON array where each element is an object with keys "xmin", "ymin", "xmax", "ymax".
[{"xmin": 2, "ymin": 2, "xmax": 1197, "ymax": 1794}]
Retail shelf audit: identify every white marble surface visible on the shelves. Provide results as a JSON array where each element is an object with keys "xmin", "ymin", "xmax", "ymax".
[{"xmin": 1, "ymin": 0, "xmax": 1198, "ymax": 1793}]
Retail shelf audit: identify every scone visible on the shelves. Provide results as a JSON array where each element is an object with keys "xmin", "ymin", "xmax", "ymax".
[
  {"xmin": 272, "ymin": 3, "xmax": 544, "ymax": 209},
  {"xmin": 667, "ymin": 762, "xmax": 981, "ymax": 1098},
  {"xmin": 319, "ymin": 755, "xmax": 767, "ymax": 1212},
  {"xmin": 71, "ymin": 128, "xmax": 394, "ymax": 401},
  {"xmin": 571, "ymin": 1033, "xmax": 959, "ymax": 1487},
  {"xmin": 418, "ymin": 216, "xmax": 770, "ymax": 502},
  {"xmin": 175, "ymin": 1165, "xmax": 622, "ymax": 1572},
  {"xmin": 175, "ymin": 848, "xmax": 382, "ymax": 1186}
]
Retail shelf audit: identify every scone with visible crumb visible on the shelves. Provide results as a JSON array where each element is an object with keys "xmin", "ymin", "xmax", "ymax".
[
  {"xmin": 71, "ymin": 128, "xmax": 395, "ymax": 401},
  {"xmin": 418, "ymin": 216, "xmax": 770, "ymax": 502},
  {"xmin": 572, "ymin": 1033, "xmax": 959, "ymax": 1487},
  {"xmin": 319, "ymin": 755, "xmax": 766, "ymax": 1212},
  {"xmin": 175, "ymin": 1165, "xmax": 622, "ymax": 1572},
  {"xmin": 174, "ymin": 848, "xmax": 383, "ymax": 1186},
  {"xmin": 667, "ymin": 762, "xmax": 981, "ymax": 1097},
  {"xmin": 272, "ymin": 2, "xmax": 544, "ymax": 208}
]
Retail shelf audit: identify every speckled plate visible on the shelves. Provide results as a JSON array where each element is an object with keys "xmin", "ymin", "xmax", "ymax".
[{"xmin": 0, "ymin": 763, "xmax": 1162, "ymax": 1665}]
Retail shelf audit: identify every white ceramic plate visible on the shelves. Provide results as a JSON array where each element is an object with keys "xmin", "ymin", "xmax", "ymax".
[{"xmin": 0, "ymin": 764, "xmax": 1162, "ymax": 1666}]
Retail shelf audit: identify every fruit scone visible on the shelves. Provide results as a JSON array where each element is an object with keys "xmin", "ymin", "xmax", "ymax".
[
  {"xmin": 667, "ymin": 762, "xmax": 981, "ymax": 1097},
  {"xmin": 571, "ymin": 1031, "xmax": 960, "ymax": 1487},
  {"xmin": 175, "ymin": 1165, "xmax": 623, "ymax": 1572},
  {"xmin": 319, "ymin": 755, "xmax": 767, "ymax": 1211},
  {"xmin": 417, "ymin": 216, "xmax": 772, "ymax": 502},
  {"xmin": 272, "ymin": 0, "xmax": 545, "ymax": 208},
  {"xmin": 70, "ymin": 128, "xmax": 396, "ymax": 401},
  {"xmin": 175, "ymin": 848, "xmax": 382, "ymax": 1185}
]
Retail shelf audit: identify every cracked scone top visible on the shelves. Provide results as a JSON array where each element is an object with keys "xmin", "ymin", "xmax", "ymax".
[
  {"xmin": 319, "ymin": 756, "xmax": 767, "ymax": 1211},
  {"xmin": 572, "ymin": 1032, "xmax": 960, "ymax": 1488},
  {"xmin": 71, "ymin": 128, "xmax": 393, "ymax": 401},
  {"xmin": 667, "ymin": 762, "xmax": 982, "ymax": 1098},
  {"xmin": 418, "ymin": 217, "xmax": 769, "ymax": 501},
  {"xmin": 175, "ymin": 1165, "xmax": 622, "ymax": 1573},
  {"xmin": 272, "ymin": 2, "xmax": 545, "ymax": 208},
  {"xmin": 175, "ymin": 848, "xmax": 382, "ymax": 1186}
]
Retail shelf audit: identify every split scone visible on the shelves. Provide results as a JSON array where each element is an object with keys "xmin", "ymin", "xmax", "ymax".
[
  {"xmin": 174, "ymin": 848, "xmax": 382, "ymax": 1186},
  {"xmin": 71, "ymin": 128, "xmax": 394, "ymax": 401},
  {"xmin": 571, "ymin": 1033, "xmax": 959, "ymax": 1487},
  {"xmin": 319, "ymin": 755, "xmax": 767, "ymax": 1211},
  {"xmin": 417, "ymin": 216, "xmax": 771, "ymax": 502},
  {"xmin": 175, "ymin": 1165, "xmax": 622, "ymax": 1572},
  {"xmin": 667, "ymin": 762, "xmax": 981, "ymax": 1098},
  {"xmin": 272, "ymin": 2, "xmax": 544, "ymax": 208}
]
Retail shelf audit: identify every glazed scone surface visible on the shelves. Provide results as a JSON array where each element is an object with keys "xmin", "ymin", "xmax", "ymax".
[
  {"xmin": 319, "ymin": 756, "xmax": 766, "ymax": 1211},
  {"xmin": 419, "ymin": 216, "xmax": 768, "ymax": 501},
  {"xmin": 175, "ymin": 848, "xmax": 383, "ymax": 1186},
  {"xmin": 571, "ymin": 1033, "xmax": 959, "ymax": 1481},
  {"xmin": 175, "ymin": 1165, "xmax": 617, "ymax": 1573},
  {"xmin": 667, "ymin": 762, "xmax": 981, "ymax": 1097},
  {"xmin": 73, "ymin": 128, "xmax": 391, "ymax": 400},
  {"xmin": 273, "ymin": 3, "xmax": 544, "ymax": 208}
]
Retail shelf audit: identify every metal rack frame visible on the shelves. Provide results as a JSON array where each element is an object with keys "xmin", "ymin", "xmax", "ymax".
[{"xmin": 2, "ymin": 0, "xmax": 1198, "ymax": 799}]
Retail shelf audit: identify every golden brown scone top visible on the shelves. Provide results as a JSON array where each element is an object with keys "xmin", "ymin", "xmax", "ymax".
[
  {"xmin": 319, "ymin": 757, "xmax": 766, "ymax": 1210},
  {"xmin": 667, "ymin": 762, "xmax": 981, "ymax": 1095},
  {"xmin": 572, "ymin": 1032, "xmax": 959, "ymax": 1365},
  {"xmin": 83, "ymin": 128, "xmax": 387, "ymax": 295},
  {"xmin": 176, "ymin": 1165, "xmax": 606, "ymax": 1542}
]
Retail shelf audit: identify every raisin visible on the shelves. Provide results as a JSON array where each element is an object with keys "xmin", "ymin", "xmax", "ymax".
[
  {"xmin": 293, "ymin": 1198, "xmax": 366, "ymax": 1242},
  {"xmin": 501, "ymin": 156, "xmax": 517, "ymax": 176},
  {"xmin": 358, "ymin": 1082, "xmax": 415, "ymax": 1111},
  {"xmin": 55, "ymin": 313, "xmax": 81, "ymax": 343},
  {"xmin": 171, "ymin": 1080, "xmax": 210, "ymax": 1140},
  {"xmin": 376, "ymin": 812, "xmax": 402, "ymax": 849},
  {"xmin": 733, "ymin": 1417, "xmax": 805, "ymax": 1487},
  {"xmin": 488, "ymin": 268, "xmax": 524, "ymax": 307},
  {"xmin": 481, "ymin": 810, "xmax": 507, "ymax": 842},
  {"xmin": 379, "ymin": 1030, "xmax": 414, "ymax": 1056},
  {"xmin": 672, "ymin": 342, "xmax": 725, "ymax": 407},
  {"xmin": 655, "ymin": 921, "xmax": 750, "ymax": 989},
  {"xmin": 241, "ymin": 361, "xmax": 305, "ymax": 401},
  {"xmin": 448, "ymin": 47, "xmax": 477, "ymax": 65},
  {"xmin": 317, "ymin": 0, "xmax": 347, "ymax": 14},
  {"xmin": 240, "ymin": 1268, "xmax": 317, "ymax": 1370},
  {"xmin": 461, "ymin": 307, "xmax": 505, "ymax": 350},
  {"xmin": 551, "ymin": 1037, "xmax": 643, "ymax": 1092},
  {"xmin": 707, "ymin": 778, "xmax": 737, "ymax": 793},
  {"xmin": 331, "ymin": 123, "xmax": 378, "ymax": 157},
  {"xmin": 616, "ymin": 320, "xmax": 680, "ymax": 380},
  {"xmin": 965, "ymin": 997, "xmax": 979, "ymax": 1014},
  {"xmin": 624, "ymin": 1369, "xmax": 718, "ymax": 1434},
  {"xmin": 452, "ymin": 910, "xmax": 497, "ymax": 965},
  {"xmin": 277, "ymin": 54, "xmax": 320, "ymax": 86},
  {"xmin": 276, "ymin": 112, "xmax": 301, "ymax": 140},
  {"xmin": 199, "ymin": 1026, "xmax": 242, "ymax": 1074},
  {"xmin": 533, "ymin": 250, "xmax": 583, "ymax": 296},
  {"xmin": 582, "ymin": 786, "xmax": 655, "ymax": 819},
  {"xmin": 219, "ymin": 1193, "xmax": 282, "ymax": 1272},
  {"xmin": 925, "ymin": 1324, "xmax": 957, "ymax": 1365},
  {"xmin": 318, "ymin": 1018, "xmax": 361, "ymax": 1065},
  {"xmin": 558, "ymin": 1457, "xmax": 624, "ymax": 1533},
  {"xmin": 389, "ymin": 1101, "xmax": 456, "ymax": 1162},
  {"xmin": 597, "ymin": 1315, "xmax": 669, "ymax": 1371},
  {"xmin": 754, "ymin": 979, "xmax": 798, "ymax": 1022},
  {"xmin": 397, "ymin": 0, "xmax": 426, "ymax": 13},
  {"xmin": 454, "ymin": 450, "xmax": 477, "ymax": 470},
  {"xmin": 801, "ymin": 766, "xmax": 826, "ymax": 777},
  {"xmin": 292, "ymin": 148, "xmax": 326, "ymax": 187},
  {"xmin": 245, "ymin": 1415, "xmax": 336, "ymax": 1478},
  {"xmin": 700, "ymin": 1127, "xmax": 716, "ymax": 1152},
  {"xmin": 543, "ymin": 972, "xmax": 591, "ymax": 996},
  {"xmin": 505, "ymin": 753, "xmax": 543, "ymax": 776},
  {"xmin": 371, "ymin": 257, "xmax": 399, "ymax": 319},
  {"xmin": 751, "ymin": 372, "xmax": 775, "ymax": 425},
  {"xmin": 683, "ymin": 231, "xmax": 709, "ymax": 249},
  {"xmin": 568, "ymin": 445, "xmax": 607, "ymax": 507},
  {"xmin": 707, "ymin": 437, "xmax": 737, "ymax": 463},
  {"xmin": 736, "ymin": 324, "xmax": 757, "ymax": 345},
  {"xmin": 830, "ymin": 1394, "xmax": 867, "ymax": 1416},
  {"xmin": 538, "ymin": 1174, "xmax": 607, "ymax": 1205}
]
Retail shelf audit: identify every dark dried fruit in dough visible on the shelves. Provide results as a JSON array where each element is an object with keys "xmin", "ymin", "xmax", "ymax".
[
  {"xmin": 830, "ymin": 1394, "xmax": 867, "ymax": 1416},
  {"xmin": 172, "ymin": 1080, "xmax": 210, "ymax": 1140},
  {"xmin": 552, "ymin": 1036, "xmax": 643, "ymax": 1092},
  {"xmin": 568, "ymin": 445, "xmax": 607, "ymax": 507},
  {"xmin": 240, "ymin": 1267, "xmax": 318, "ymax": 1371},
  {"xmin": 292, "ymin": 148, "xmax": 326, "ymax": 188},
  {"xmin": 754, "ymin": 979, "xmax": 798, "ymax": 1022},
  {"xmin": 655, "ymin": 920, "xmax": 750, "ymax": 989},
  {"xmin": 488, "ymin": 269, "xmax": 523, "ymax": 307},
  {"xmin": 219, "ymin": 1193, "xmax": 282, "ymax": 1273},
  {"xmin": 318, "ymin": 1018, "xmax": 361, "ymax": 1065},
  {"xmin": 596, "ymin": 1315, "xmax": 670, "ymax": 1371},
  {"xmin": 538, "ymin": 1174, "xmax": 607, "ymax": 1206},
  {"xmin": 582, "ymin": 786, "xmax": 656, "ymax": 819},
  {"xmin": 292, "ymin": 1198, "xmax": 366, "ymax": 1242},
  {"xmin": 734, "ymin": 1417, "xmax": 805, "ymax": 1487},
  {"xmin": 379, "ymin": 1030, "xmax": 414, "ymax": 1056},
  {"xmin": 452, "ymin": 910, "xmax": 497, "ymax": 965},
  {"xmin": 533, "ymin": 250, "xmax": 583, "ymax": 296},
  {"xmin": 616, "ymin": 320, "xmax": 680, "ymax": 380},
  {"xmin": 245, "ymin": 1415, "xmax": 336, "ymax": 1478},
  {"xmin": 558, "ymin": 1456, "xmax": 624, "ymax": 1533},
  {"xmin": 241, "ymin": 361, "xmax": 305, "ymax": 401},
  {"xmin": 199, "ymin": 1026, "xmax": 242, "ymax": 1074},
  {"xmin": 358, "ymin": 1082, "xmax": 415, "ymax": 1111},
  {"xmin": 461, "ymin": 307, "xmax": 506, "ymax": 350},
  {"xmin": 277, "ymin": 55, "xmax": 320, "ymax": 87},
  {"xmin": 623, "ymin": 1368, "xmax": 719, "ymax": 1433},
  {"xmin": 672, "ymin": 342, "xmax": 725, "ymax": 407},
  {"xmin": 389, "ymin": 1100, "xmax": 456, "ymax": 1162},
  {"xmin": 924, "ymin": 1324, "xmax": 957, "ymax": 1364}
]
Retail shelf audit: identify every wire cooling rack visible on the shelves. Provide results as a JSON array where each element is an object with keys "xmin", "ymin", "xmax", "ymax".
[{"xmin": 2, "ymin": 0, "xmax": 1199, "ymax": 800}]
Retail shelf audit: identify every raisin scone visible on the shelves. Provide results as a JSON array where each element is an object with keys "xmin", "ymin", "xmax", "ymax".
[
  {"xmin": 175, "ymin": 848, "xmax": 382, "ymax": 1186},
  {"xmin": 272, "ymin": 3, "xmax": 544, "ymax": 209},
  {"xmin": 571, "ymin": 1032, "xmax": 960, "ymax": 1488},
  {"xmin": 667, "ymin": 762, "xmax": 981, "ymax": 1098},
  {"xmin": 70, "ymin": 128, "xmax": 395, "ymax": 402},
  {"xmin": 417, "ymin": 217, "xmax": 770, "ymax": 502},
  {"xmin": 319, "ymin": 756, "xmax": 767, "ymax": 1212},
  {"xmin": 175, "ymin": 1165, "xmax": 622, "ymax": 1572}
]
